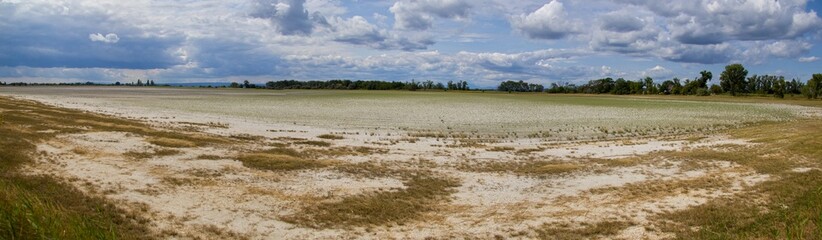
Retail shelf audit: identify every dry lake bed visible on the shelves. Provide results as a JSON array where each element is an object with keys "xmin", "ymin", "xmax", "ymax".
[{"xmin": 1, "ymin": 86, "xmax": 821, "ymax": 239}]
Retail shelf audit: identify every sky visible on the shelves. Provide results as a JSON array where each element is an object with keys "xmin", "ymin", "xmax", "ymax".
[{"xmin": 1, "ymin": 0, "xmax": 821, "ymax": 88}]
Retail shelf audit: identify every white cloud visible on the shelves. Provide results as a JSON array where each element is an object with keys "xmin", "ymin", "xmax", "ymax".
[
  {"xmin": 640, "ymin": 65, "xmax": 673, "ymax": 79},
  {"xmin": 89, "ymin": 33, "xmax": 120, "ymax": 43},
  {"xmin": 590, "ymin": 8, "xmax": 660, "ymax": 54},
  {"xmin": 619, "ymin": 0, "xmax": 822, "ymax": 44},
  {"xmin": 511, "ymin": 1, "xmax": 580, "ymax": 40},
  {"xmin": 740, "ymin": 40, "xmax": 812, "ymax": 64},
  {"xmin": 251, "ymin": 0, "xmax": 315, "ymax": 35},
  {"xmin": 799, "ymin": 56, "xmax": 819, "ymax": 62},
  {"xmin": 389, "ymin": 0, "xmax": 472, "ymax": 31}
]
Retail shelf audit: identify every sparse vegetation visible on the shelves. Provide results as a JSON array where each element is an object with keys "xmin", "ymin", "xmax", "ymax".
[
  {"xmin": 537, "ymin": 221, "xmax": 632, "ymax": 240},
  {"xmin": 537, "ymin": 221, "xmax": 632, "ymax": 239},
  {"xmin": 286, "ymin": 174, "xmax": 460, "ymax": 228},
  {"xmin": 317, "ymin": 134, "xmax": 344, "ymax": 140},
  {"xmin": 462, "ymin": 160, "xmax": 584, "ymax": 176},
  {"xmin": 0, "ymin": 96, "xmax": 153, "ymax": 239},
  {"xmin": 236, "ymin": 153, "xmax": 330, "ymax": 172},
  {"xmin": 1, "ymin": 87, "xmax": 820, "ymax": 239}
]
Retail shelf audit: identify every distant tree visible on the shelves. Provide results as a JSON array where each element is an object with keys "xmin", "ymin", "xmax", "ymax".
[
  {"xmin": 612, "ymin": 78, "xmax": 630, "ymax": 95},
  {"xmin": 643, "ymin": 77, "xmax": 657, "ymax": 94},
  {"xmin": 773, "ymin": 77, "xmax": 786, "ymax": 99},
  {"xmin": 720, "ymin": 64, "xmax": 748, "ymax": 96},
  {"xmin": 698, "ymin": 70, "xmax": 712, "ymax": 87},
  {"xmin": 805, "ymin": 73, "xmax": 822, "ymax": 99},
  {"xmin": 498, "ymin": 80, "xmax": 542, "ymax": 92},
  {"xmin": 407, "ymin": 79, "xmax": 418, "ymax": 91},
  {"xmin": 230, "ymin": 82, "xmax": 240, "ymax": 88},
  {"xmin": 671, "ymin": 78, "xmax": 682, "ymax": 95},
  {"xmin": 709, "ymin": 84, "xmax": 723, "ymax": 95},
  {"xmin": 435, "ymin": 82, "xmax": 445, "ymax": 90},
  {"xmin": 115, "ymin": 81, "xmax": 121, "ymax": 86},
  {"xmin": 136, "ymin": 79, "xmax": 143, "ymax": 86},
  {"xmin": 422, "ymin": 80, "xmax": 433, "ymax": 90},
  {"xmin": 243, "ymin": 80, "xmax": 250, "ymax": 88}
]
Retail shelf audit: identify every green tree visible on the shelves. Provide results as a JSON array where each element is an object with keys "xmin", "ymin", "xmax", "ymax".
[
  {"xmin": 720, "ymin": 64, "xmax": 748, "ymax": 96},
  {"xmin": 805, "ymin": 74, "xmax": 822, "ymax": 99},
  {"xmin": 773, "ymin": 77, "xmax": 786, "ymax": 99},
  {"xmin": 698, "ymin": 70, "xmax": 712, "ymax": 87},
  {"xmin": 643, "ymin": 77, "xmax": 657, "ymax": 94}
]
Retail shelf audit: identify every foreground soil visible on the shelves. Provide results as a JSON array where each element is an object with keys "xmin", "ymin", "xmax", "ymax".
[{"xmin": 2, "ymin": 95, "xmax": 821, "ymax": 239}]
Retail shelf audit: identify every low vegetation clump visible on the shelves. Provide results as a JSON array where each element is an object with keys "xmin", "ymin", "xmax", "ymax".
[
  {"xmin": 295, "ymin": 140, "xmax": 332, "ymax": 147},
  {"xmin": 196, "ymin": 154, "xmax": 224, "ymax": 160},
  {"xmin": 123, "ymin": 148, "xmax": 182, "ymax": 160},
  {"xmin": 287, "ymin": 174, "xmax": 460, "ymax": 228},
  {"xmin": 537, "ymin": 221, "xmax": 632, "ymax": 240},
  {"xmin": 147, "ymin": 137, "xmax": 197, "ymax": 148},
  {"xmin": 236, "ymin": 153, "xmax": 330, "ymax": 172},
  {"xmin": 317, "ymin": 134, "xmax": 344, "ymax": 140},
  {"xmin": 655, "ymin": 119, "xmax": 822, "ymax": 239},
  {"xmin": 0, "ymin": 96, "xmax": 152, "ymax": 239},
  {"xmin": 659, "ymin": 171, "xmax": 822, "ymax": 239},
  {"xmin": 463, "ymin": 161, "xmax": 585, "ymax": 177}
]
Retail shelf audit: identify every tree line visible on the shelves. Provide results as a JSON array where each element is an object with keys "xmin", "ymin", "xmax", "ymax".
[
  {"xmin": 228, "ymin": 79, "xmax": 470, "ymax": 91},
  {"xmin": 540, "ymin": 64, "xmax": 821, "ymax": 99},
  {"xmin": 0, "ymin": 80, "xmax": 162, "ymax": 87}
]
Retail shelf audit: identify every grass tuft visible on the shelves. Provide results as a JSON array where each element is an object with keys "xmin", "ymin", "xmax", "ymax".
[
  {"xmin": 317, "ymin": 134, "xmax": 344, "ymax": 140},
  {"xmin": 147, "ymin": 137, "xmax": 197, "ymax": 148},
  {"xmin": 236, "ymin": 153, "xmax": 329, "ymax": 172},
  {"xmin": 537, "ymin": 221, "xmax": 631, "ymax": 240},
  {"xmin": 286, "ymin": 174, "xmax": 460, "ymax": 228},
  {"xmin": 463, "ymin": 161, "xmax": 584, "ymax": 176}
]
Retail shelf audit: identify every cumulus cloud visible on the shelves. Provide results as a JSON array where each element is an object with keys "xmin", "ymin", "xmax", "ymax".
[
  {"xmin": 390, "ymin": 0, "xmax": 472, "ymax": 30},
  {"xmin": 619, "ymin": 0, "xmax": 822, "ymax": 45},
  {"xmin": 640, "ymin": 65, "xmax": 673, "ymax": 79},
  {"xmin": 323, "ymin": 15, "xmax": 434, "ymax": 51},
  {"xmin": 657, "ymin": 43, "xmax": 734, "ymax": 64},
  {"xmin": 590, "ymin": 9, "xmax": 660, "ymax": 54},
  {"xmin": 89, "ymin": 33, "xmax": 120, "ymax": 43},
  {"xmin": 511, "ymin": 1, "xmax": 580, "ymax": 40},
  {"xmin": 251, "ymin": 0, "xmax": 317, "ymax": 35},
  {"xmin": 798, "ymin": 56, "xmax": 819, "ymax": 62}
]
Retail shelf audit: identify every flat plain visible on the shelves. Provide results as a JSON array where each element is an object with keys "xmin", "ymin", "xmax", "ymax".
[{"xmin": 1, "ymin": 86, "xmax": 821, "ymax": 239}]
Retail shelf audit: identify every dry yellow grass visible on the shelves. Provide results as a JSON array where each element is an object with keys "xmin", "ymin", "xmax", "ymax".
[
  {"xmin": 236, "ymin": 153, "xmax": 330, "ymax": 172},
  {"xmin": 147, "ymin": 137, "xmax": 197, "ymax": 148}
]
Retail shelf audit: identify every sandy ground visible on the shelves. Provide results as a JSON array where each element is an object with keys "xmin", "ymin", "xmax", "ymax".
[{"xmin": 10, "ymin": 94, "xmax": 780, "ymax": 239}]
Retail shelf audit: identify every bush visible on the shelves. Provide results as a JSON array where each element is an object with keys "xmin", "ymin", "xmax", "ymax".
[
  {"xmin": 709, "ymin": 85, "xmax": 724, "ymax": 95},
  {"xmin": 696, "ymin": 88, "xmax": 710, "ymax": 96}
]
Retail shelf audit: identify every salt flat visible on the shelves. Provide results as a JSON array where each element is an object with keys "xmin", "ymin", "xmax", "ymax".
[{"xmin": 2, "ymin": 86, "xmax": 820, "ymax": 239}]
